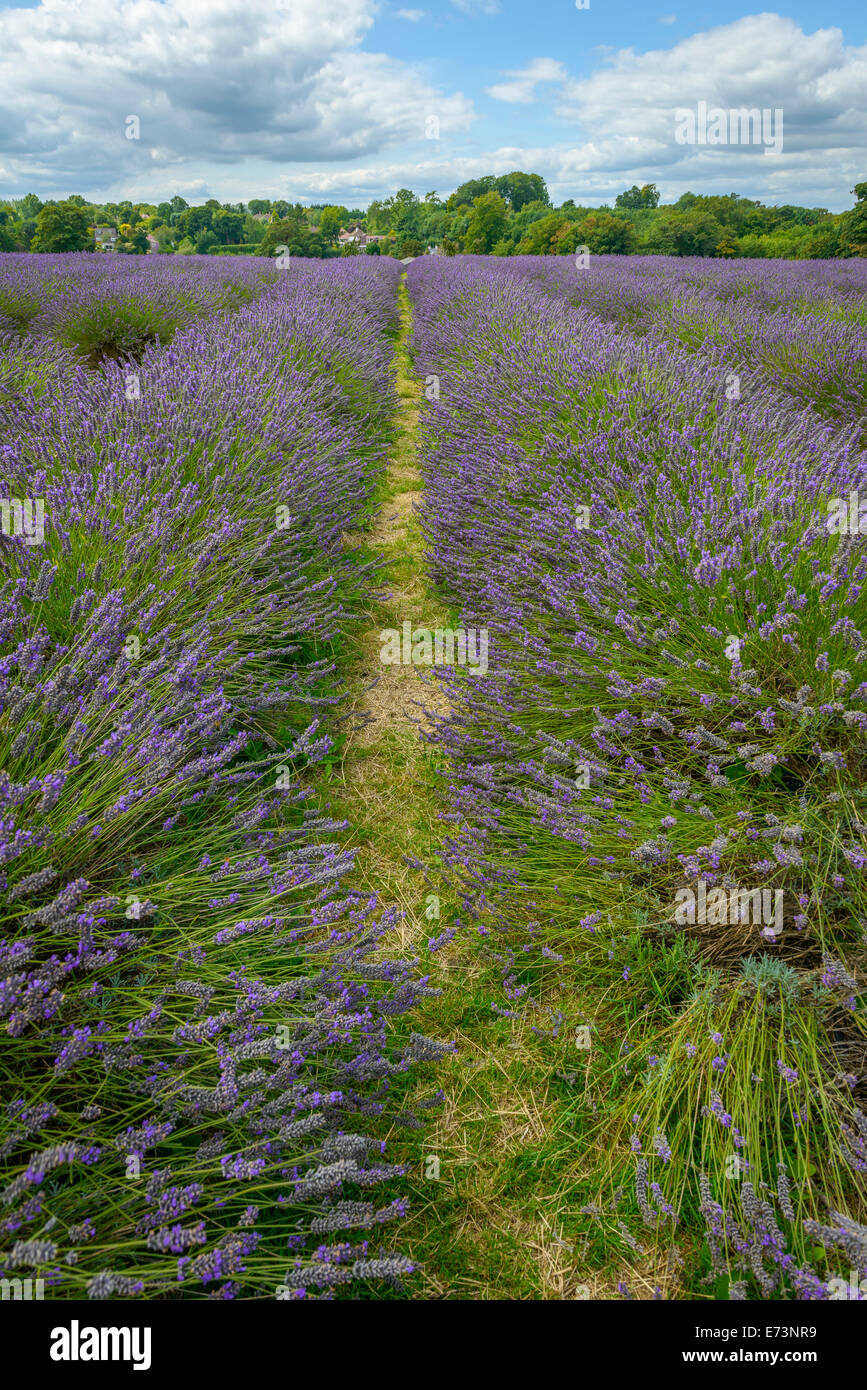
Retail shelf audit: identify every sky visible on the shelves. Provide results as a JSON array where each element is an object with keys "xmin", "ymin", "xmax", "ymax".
[{"xmin": 0, "ymin": 0, "xmax": 865, "ymax": 210}]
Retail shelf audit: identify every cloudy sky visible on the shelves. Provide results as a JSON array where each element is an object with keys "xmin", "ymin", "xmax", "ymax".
[{"xmin": 0, "ymin": 0, "xmax": 864, "ymax": 209}]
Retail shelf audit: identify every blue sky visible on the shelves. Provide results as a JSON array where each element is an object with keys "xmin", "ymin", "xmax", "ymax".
[{"xmin": 0, "ymin": 0, "xmax": 864, "ymax": 209}]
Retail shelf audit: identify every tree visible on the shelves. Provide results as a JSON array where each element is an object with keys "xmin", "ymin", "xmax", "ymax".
[
  {"xmin": 211, "ymin": 208, "xmax": 245, "ymax": 244},
  {"xmin": 176, "ymin": 206, "xmax": 213, "ymax": 239},
  {"xmin": 615, "ymin": 183, "xmax": 660, "ymax": 209},
  {"xmin": 803, "ymin": 219, "xmax": 846, "ymax": 259},
  {"xmin": 150, "ymin": 223, "xmax": 175, "ymax": 252},
  {"xmin": 318, "ymin": 206, "xmax": 346, "ymax": 242},
  {"xmin": 397, "ymin": 237, "xmax": 423, "ymax": 258},
  {"xmin": 841, "ymin": 181, "xmax": 867, "ymax": 257},
  {"xmin": 647, "ymin": 210, "xmax": 724, "ymax": 257},
  {"xmin": 386, "ymin": 189, "xmax": 421, "ymax": 240},
  {"xmin": 17, "ymin": 193, "xmax": 42, "ymax": 220},
  {"xmin": 516, "ymin": 212, "xmax": 576, "ymax": 255},
  {"xmin": 260, "ymin": 208, "xmax": 324, "ymax": 258},
  {"xmin": 30, "ymin": 201, "xmax": 92, "ymax": 252},
  {"xmin": 575, "ymin": 212, "xmax": 637, "ymax": 255},
  {"xmin": 464, "ymin": 191, "xmax": 507, "ymax": 253},
  {"xmin": 117, "ymin": 224, "xmax": 149, "ymax": 254},
  {"xmin": 244, "ymin": 214, "xmax": 267, "ymax": 246},
  {"xmin": 0, "ymin": 213, "xmax": 15, "ymax": 252},
  {"xmin": 448, "ymin": 176, "xmax": 496, "ymax": 210},
  {"xmin": 248, "ymin": 199, "xmax": 272, "ymax": 216},
  {"xmin": 365, "ymin": 199, "xmax": 389, "ymax": 234},
  {"xmin": 365, "ymin": 240, "xmax": 382, "ymax": 255},
  {"xmin": 673, "ymin": 192, "xmax": 760, "ymax": 237},
  {"xmin": 494, "ymin": 171, "xmax": 549, "ymax": 212}
]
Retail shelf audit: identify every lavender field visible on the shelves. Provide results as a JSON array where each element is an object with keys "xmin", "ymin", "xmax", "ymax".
[{"xmin": 1, "ymin": 250, "xmax": 866, "ymax": 1303}]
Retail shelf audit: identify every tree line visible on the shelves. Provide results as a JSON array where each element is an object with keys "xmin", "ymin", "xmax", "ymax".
[{"xmin": 2, "ymin": 176, "xmax": 865, "ymax": 259}]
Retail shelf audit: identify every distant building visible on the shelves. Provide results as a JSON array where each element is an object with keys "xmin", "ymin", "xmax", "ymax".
[
  {"xmin": 92, "ymin": 225, "xmax": 118, "ymax": 251},
  {"xmin": 338, "ymin": 227, "xmax": 386, "ymax": 248}
]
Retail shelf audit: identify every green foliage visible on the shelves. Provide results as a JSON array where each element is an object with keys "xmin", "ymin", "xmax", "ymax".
[
  {"xmin": 575, "ymin": 211, "xmax": 637, "ymax": 254},
  {"xmin": 7, "ymin": 175, "xmax": 864, "ymax": 262},
  {"xmin": 318, "ymin": 206, "xmax": 349, "ymax": 243},
  {"xmin": 840, "ymin": 181, "xmax": 867, "ymax": 257},
  {"xmin": 30, "ymin": 200, "xmax": 92, "ymax": 252},
  {"xmin": 117, "ymin": 225, "xmax": 149, "ymax": 255},
  {"xmin": 739, "ymin": 955, "xmax": 803, "ymax": 1013},
  {"xmin": 615, "ymin": 183, "xmax": 660, "ymax": 209},
  {"xmin": 211, "ymin": 208, "xmax": 245, "ymax": 244},
  {"xmin": 398, "ymin": 238, "xmax": 424, "ymax": 258},
  {"xmin": 647, "ymin": 209, "xmax": 726, "ymax": 257},
  {"xmin": 516, "ymin": 212, "xmax": 577, "ymax": 255},
  {"xmin": 464, "ymin": 192, "xmax": 507, "ymax": 254},
  {"xmin": 260, "ymin": 208, "xmax": 325, "ymax": 259}
]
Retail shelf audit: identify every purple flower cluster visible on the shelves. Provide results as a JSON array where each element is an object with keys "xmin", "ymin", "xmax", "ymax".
[
  {"xmin": 406, "ymin": 251, "xmax": 867, "ymax": 1298},
  {"xmin": 0, "ymin": 253, "xmax": 435, "ymax": 1298}
]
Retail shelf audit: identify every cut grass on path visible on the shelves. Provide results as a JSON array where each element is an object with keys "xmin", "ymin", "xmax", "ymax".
[{"xmin": 326, "ymin": 275, "xmax": 681, "ymax": 1301}]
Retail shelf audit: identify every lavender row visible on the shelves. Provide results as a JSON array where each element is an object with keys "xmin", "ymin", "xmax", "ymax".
[
  {"xmin": 0, "ymin": 256, "xmax": 447, "ymax": 1301},
  {"xmin": 0, "ymin": 252, "xmax": 288, "ymax": 366},
  {"xmin": 508, "ymin": 255, "xmax": 867, "ymax": 437},
  {"xmin": 407, "ymin": 254, "xmax": 867, "ymax": 1298}
]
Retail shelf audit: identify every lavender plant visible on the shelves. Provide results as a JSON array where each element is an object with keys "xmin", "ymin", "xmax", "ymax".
[
  {"xmin": 407, "ymin": 252, "xmax": 867, "ymax": 1297},
  {"xmin": 0, "ymin": 253, "xmax": 436, "ymax": 1299}
]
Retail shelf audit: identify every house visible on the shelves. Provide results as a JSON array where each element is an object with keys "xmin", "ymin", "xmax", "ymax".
[
  {"xmin": 92, "ymin": 225, "xmax": 118, "ymax": 251},
  {"xmin": 338, "ymin": 228, "xmax": 386, "ymax": 249}
]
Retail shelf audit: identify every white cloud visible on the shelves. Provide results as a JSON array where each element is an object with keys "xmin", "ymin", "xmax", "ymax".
[
  {"xmin": 0, "ymin": 5, "xmax": 863, "ymax": 212},
  {"xmin": 659, "ymin": 14, "xmax": 676, "ymax": 24},
  {"xmin": 486, "ymin": 58, "xmax": 567, "ymax": 104},
  {"xmin": 395, "ymin": 8, "xmax": 426, "ymax": 20},
  {"xmin": 0, "ymin": 0, "xmax": 474, "ymax": 194},
  {"xmin": 552, "ymin": 15, "xmax": 867, "ymax": 207}
]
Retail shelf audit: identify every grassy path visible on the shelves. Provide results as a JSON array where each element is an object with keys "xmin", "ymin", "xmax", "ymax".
[{"xmin": 332, "ymin": 275, "xmax": 668, "ymax": 1300}]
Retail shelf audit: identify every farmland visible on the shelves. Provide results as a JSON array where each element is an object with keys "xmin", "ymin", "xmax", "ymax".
[{"xmin": 0, "ymin": 249, "xmax": 866, "ymax": 1303}]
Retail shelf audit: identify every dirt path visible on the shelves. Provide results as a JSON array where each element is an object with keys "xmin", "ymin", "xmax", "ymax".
[
  {"xmin": 331, "ymin": 275, "xmax": 665, "ymax": 1301},
  {"xmin": 334, "ymin": 275, "xmax": 450, "ymax": 952}
]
